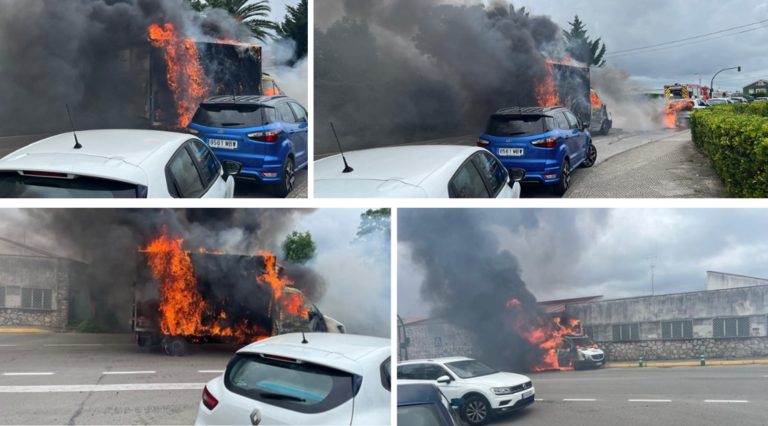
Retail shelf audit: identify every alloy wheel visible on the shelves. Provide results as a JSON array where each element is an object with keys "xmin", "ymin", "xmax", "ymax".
[
  {"xmin": 466, "ymin": 400, "xmax": 487, "ymax": 423},
  {"xmin": 285, "ymin": 161, "xmax": 295, "ymax": 193}
]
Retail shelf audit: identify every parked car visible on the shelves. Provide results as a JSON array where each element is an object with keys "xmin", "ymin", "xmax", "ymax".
[
  {"xmin": 314, "ymin": 146, "xmax": 526, "ymax": 199},
  {"xmin": 398, "ymin": 384, "xmax": 466, "ymax": 426},
  {"xmin": 667, "ymin": 99, "xmax": 708, "ymax": 128},
  {"xmin": 195, "ymin": 333, "xmax": 391, "ymax": 425},
  {"xmin": 706, "ymin": 98, "xmax": 731, "ymax": 106},
  {"xmin": 477, "ymin": 106, "xmax": 595, "ymax": 196},
  {"xmin": 398, "ymin": 357, "xmax": 535, "ymax": 426},
  {"xmin": 188, "ymin": 95, "xmax": 308, "ymax": 198},
  {"xmin": 755, "ymin": 97, "xmax": 768, "ymax": 102},
  {"xmin": 0, "ymin": 130, "xmax": 241, "ymax": 198},
  {"xmin": 730, "ymin": 97, "xmax": 749, "ymax": 104}
]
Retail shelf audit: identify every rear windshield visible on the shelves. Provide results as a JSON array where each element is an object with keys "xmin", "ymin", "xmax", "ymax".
[
  {"xmin": 485, "ymin": 115, "xmax": 551, "ymax": 137},
  {"xmin": 397, "ymin": 404, "xmax": 442, "ymax": 426},
  {"xmin": 191, "ymin": 104, "xmax": 267, "ymax": 128},
  {"xmin": 0, "ymin": 172, "xmax": 142, "ymax": 198},
  {"xmin": 224, "ymin": 354, "xmax": 359, "ymax": 414}
]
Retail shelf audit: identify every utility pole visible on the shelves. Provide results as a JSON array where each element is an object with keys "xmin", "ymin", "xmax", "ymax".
[{"xmin": 647, "ymin": 256, "xmax": 657, "ymax": 296}]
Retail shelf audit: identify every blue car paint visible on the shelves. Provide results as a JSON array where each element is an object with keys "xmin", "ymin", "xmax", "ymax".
[{"xmin": 398, "ymin": 384, "xmax": 461, "ymax": 426}]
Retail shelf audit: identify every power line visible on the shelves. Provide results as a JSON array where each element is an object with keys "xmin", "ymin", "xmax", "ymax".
[
  {"xmin": 606, "ymin": 25, "xmax": 768, "ymax": 59},
  {"xmin": 607, "ymin": 19, "xmax": 768, "ymax": 56}
]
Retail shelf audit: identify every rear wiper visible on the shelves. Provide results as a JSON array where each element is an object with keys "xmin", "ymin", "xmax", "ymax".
[
  {"xmin": 259, "ymin": 392, "xmax": 306, "ymax": 402},
  {"xmin": 507, "ymin": 132, "xmax": 527, "ymax": 136},
  {"xmin": 220, "ymin": 123, "xmax": 244, "ymax": 127}
]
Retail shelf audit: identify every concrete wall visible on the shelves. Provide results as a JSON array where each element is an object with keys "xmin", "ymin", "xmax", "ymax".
[
  {"xmin": 398, "ymin": 320, "xmax": 473, "ymax": 362},
  {"xmin": 0, "ymin": 255, "xmax": 84, "ymax": 329},
  {"xmin": 706, "ymin": 271, "xmax": 768, "ymax": 291}
]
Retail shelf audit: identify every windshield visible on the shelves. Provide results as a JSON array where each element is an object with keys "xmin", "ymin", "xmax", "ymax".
[
  {"xmin": 398, "ymin": 404, "xmax": 443, "ymax": 426},
  {"xmin": 444, "ymin": 360, "xmax": 496, "ymax": 379},
  {"xmin": 0, "ymin": 172, "xmax": 142, "ymax": 198},
  {"xmin": 191, "ymin": 104, "xmax": 267, "ymax": 128},
  {"xmin": 224, "ymin": 354, "xmax": 357, "ymax": 414},
  {"xmin": 484, "ymin": 115, "xmax": 551, "ymax": 137},
  {"xmin": 708, "ymin": 99, "xmax": 727, "ymax": 104},
  {"xmin": 570, "ymin": 337, "xmax": 597, "ymax": 348}
]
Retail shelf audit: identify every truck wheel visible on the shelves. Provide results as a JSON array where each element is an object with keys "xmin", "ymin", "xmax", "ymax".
[
  {"xmin": 163, "ymin": 336, "xmax": 188, "ymax": 357},
  {"xmin": 462, "ymin": 395, "xmax": 492, "ymax": 426},
  {"xmin": 272, "ymin": 157, "xmax": 295, "ymax": 198},
  {"xmin": 552, "ymin": 159, "xmax": 570, "ymax": 196},
  {"xmin": 599, "ymin": 120, "xmax": 609, "ymax": 135},
  {"xmin": 581, "ymin": 144, "xmax": 597, "ymax": 168}
]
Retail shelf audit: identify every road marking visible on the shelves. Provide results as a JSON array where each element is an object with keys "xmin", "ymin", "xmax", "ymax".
[
  {"xmin": 629, "ymin": 399, "xmax": 671, "ymax": 402},
  {"xmin": 43, "ymin": 344, "xmax": 103, "ymax": 347},
  {"xmin": 102, "ymin": 371, "xmax": 156, "ymax": 375},
  {"xmin": 563, "ymin": 399, "xmax": 596, "ymax": 402},
  {"xmin": 198, "ymin": 370, "xmax": 225, "ymax": 374},
  {"xmin": 0, "ymin": 345, "xmax": 17, "ymax": 347},
  {"xmin": 704, "ymin": 400, "xmax": 749, "ymax": 403},
  {"xmin": 2, "ymin": 372, "xmax": 55, "ymax": 376},
  {"xmin": 0, "ymin": 383, "xmax": 207, "ymax": 393},
  {"xmin": 535, "ymin": 399, "xmax": 544, "ymax": 401}
]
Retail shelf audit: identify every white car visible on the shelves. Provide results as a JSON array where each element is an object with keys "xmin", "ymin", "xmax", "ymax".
[
  {"xmin": 0, "ymin": 130, "xmax": 241, "ymax": 198},
  {"xmin": 314, "ymin": 145, "xmax": 525, "ymax": 198},
  {"xmin": 195, "ymin": 333, "xmax": 391, "ymax": 426},
  {"xmin": 397, "ymin": 357, "xmax": 534, "ymax": 426}
]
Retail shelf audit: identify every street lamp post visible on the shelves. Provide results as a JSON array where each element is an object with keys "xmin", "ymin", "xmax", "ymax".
[
  {"xmin": 695, "ymin": 73, "xmax": 702, "ymax": 98},
  {"xmin": 710, "ymin": 66, "xmax": 741, "ymax": 98}
]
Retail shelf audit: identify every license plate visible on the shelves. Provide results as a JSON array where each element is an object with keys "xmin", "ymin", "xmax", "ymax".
[
  {"xmin": 499, "ymin": 148, "xmax": 524, "ymax": 156},
  {"xmin": 209, "ymin": 139, "xmax": 237, "ymax": 149},
  {"xmin": 596, "ymin": 362, "xmax": 603, "ymax": 366},
  {"xmin": 523, "ymin": 390, "xmax": 533, "ymax": 398}
]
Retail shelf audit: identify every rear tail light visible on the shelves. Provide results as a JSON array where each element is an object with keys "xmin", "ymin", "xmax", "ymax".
[
  {"xmin": 477, "ymin": 138, "xmax": 490, "ymax": 147},
  {"xmin": 247, "ymin": 130, "xmax": 280, "ymax": 143},
  {"xmin": 262, "ymin": 172, "xmax": 278, "ymax": 178},
  {"xmin": 202, "ymin": 386, "xmax": 219, "ymax": 410},
  {"xmin": 544, "ymin": 174, "xmax": 557, "ymax": 180},
  {"xmin": 531, "ymin": 137, "xmax": 558, "ymax": 148}
]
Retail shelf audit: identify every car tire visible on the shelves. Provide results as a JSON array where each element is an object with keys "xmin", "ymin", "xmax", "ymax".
[
  {"xmin": 599, "ymin": 120, "xmax": 609, "ymax": 135},
  {"xmin": 462, "ymin": 395, "xmax": 492, "ymax": 426},
  {"xmin": 581, "ymin": 144, "xmax": 597, "ymax": 168},
  {"xmin": 163, "ymin": 336, "xmax": 188, "ymax": 357},
  {"xmin": 273, "ymin": 157, "xmax": 295, "ymax": 198},
  {"xmin": 553, "ymin": 159, "xmax": 571, "ymax": 196}
]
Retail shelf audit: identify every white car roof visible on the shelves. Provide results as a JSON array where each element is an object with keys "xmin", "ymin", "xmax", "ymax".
[
  {"xmin": 0, "ymin": 130, "xmax": 190, "ymax": 186},
  {"xmin": 398, "ymin": 356, "xmax": 472, "ymax": 365},
  {"xmin": 314, "ymin": 145, "xmax": 485, "ymax": 198},
  {"xmin": 238, "ymin": 333, "xmax": 391, "ymax": 376}
]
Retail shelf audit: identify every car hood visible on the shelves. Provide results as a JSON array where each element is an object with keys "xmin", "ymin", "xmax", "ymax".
[
  {"xmin": 461, "ymin": 372, "xmax": 530, "ymax": 387},
  {"xmin": 578, "ymin": 347, "xmax": 604, "ymax": 356}
]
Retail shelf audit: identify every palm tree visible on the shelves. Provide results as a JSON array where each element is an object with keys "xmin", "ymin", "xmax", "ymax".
[{"xmin": 187, "ymin": 0, "xmax": 280, "ymax": 41}]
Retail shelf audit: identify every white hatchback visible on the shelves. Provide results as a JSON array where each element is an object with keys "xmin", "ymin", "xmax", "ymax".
[
  {"xmin": 0, "ymin": 130, "xmax": 241, "ymax": 198},
  {"xmin": 195, "ymin": 333, "xmax": 391, "ymax": 426},
  {"xmin": 314, "ymin": 145, "xmax": 525, "ymax": 198},
  {"xmin": 397, "ymin": 357, "xmax": 534, "ymax": 426}
]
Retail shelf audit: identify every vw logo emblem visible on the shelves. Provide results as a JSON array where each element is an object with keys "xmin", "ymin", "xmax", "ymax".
[
  {"xmin": 250, "ymin": 408, "xmax": 262, "ymax": 425},
  {"xmin": 218, "ymin": 130, "xmax": 225, "ymax": 134}
]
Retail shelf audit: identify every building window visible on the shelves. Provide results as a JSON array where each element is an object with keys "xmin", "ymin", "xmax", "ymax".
[
  {"xmin": 713, "ymin": 317, "xmax": 750, "ymax": 338},
  {"xmin": 583, "ymin": 325, "xmax": 597, "ymax": 341},
  {"xmin": 612, "ymin": 324, "xmax": 639, "ymax": 341},
  {"xmin": 21, "ymin": 288, "xmax": 52, "ymax": 310},
  {"xmin": 0, "ymin": 287, "xmax": 5, "ymax": 308},
  {"xmin": 434, "ymin": 336, "xmax": 443, "ymax": 347},
  {"xmin": 662, "ymin": 320, "xmax": 693, "ymax": 339}
]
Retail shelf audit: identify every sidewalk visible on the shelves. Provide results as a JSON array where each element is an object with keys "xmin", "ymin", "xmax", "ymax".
[
  {"xmin": 566, "ymin": 130, "xmax": 728, "ymax": 198},
  {"xmin": 287, "ymin": 179, "xmax": 309, "ymax": 198},
  {"xmin": 606, "ymin": 357, "xmax": 768, "ymax": 368}
]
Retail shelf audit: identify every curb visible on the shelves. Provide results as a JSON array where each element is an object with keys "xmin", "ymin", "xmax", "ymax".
[
  {"xmin": 606, "ymin": 359, "xmax": 768, "ymax": 368},
  {"xmin": 0, "ymin": 328, "xmax": 53, "ymax": 334},
  {"xmin": 287, "ymin": 180, "xmax": 308, "ymax": 199}
]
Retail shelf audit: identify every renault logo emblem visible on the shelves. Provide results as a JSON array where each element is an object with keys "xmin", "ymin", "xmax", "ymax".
[{"xmin": 250, "ymin": 408, "xmax": 262, "ymax": 425}]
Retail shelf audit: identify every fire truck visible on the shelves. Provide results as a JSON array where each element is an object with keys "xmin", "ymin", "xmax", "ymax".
[{"xmin": 664, "ymin": 84, "xmax": 710, "ymax": 100}]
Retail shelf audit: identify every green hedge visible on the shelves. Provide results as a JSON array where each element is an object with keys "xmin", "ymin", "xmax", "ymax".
[{"xmin": 690, "ymin": 102, "xmax": 768, "ymax": 197}]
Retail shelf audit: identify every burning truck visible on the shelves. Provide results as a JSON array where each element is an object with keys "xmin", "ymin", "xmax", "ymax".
[
  {"xmin": 132, "ymin": 232, "xmax": 343, "ymax": 356},
  {"xmin": 118, "ymin": 23, "xmax": 282, "ymax": 130}
]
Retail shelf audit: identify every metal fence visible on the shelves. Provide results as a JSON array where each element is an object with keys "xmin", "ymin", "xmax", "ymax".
[
  {"xmin": 20, "ymin": 288, "xmax": 52, "ymax": 310},
  {"xmin": 662, "ymin": 320, "xmax": 694, "ymax": 339},
  {"xmin": 713, "ymin": 317, "xmax": 750, "ymax": 338},
  {"xmin": 612, "ymin": 323, "xmax": 639, "ymax": 341}
]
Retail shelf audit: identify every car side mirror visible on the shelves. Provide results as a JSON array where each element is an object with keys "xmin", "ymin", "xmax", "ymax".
[
  {"xmin": 507, "ymin": 168, "xmax": 526, "ymax": 184},
  {"xmin": 437, "ymin": 375, "xmax": 452, "ymax": 384},
  {"xmin": 583, "ymin": 121, "xmax": 590, "ymax": 129},
  {"xmin": 451, "ymin": 398, "xmax": 466, "ymax": 408},
  {"xmin": 222, "ymin": 160, "xmax": 242, "ymax": 177}
]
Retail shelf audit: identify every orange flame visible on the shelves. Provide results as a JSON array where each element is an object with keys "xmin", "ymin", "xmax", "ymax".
[
  {"xmin": 664, "ymin": 101, "xmax": 691, "ymax": 128},
  {"xmin": 591, "ymin": 92, "xmax": 602, "ymax": 108},
  {"xmin": 148, "ymin": 23, "xmax": 210, "ymax": 128},
  {"xmin": 257, "ymin": 250, "xmax": 309, "ymax": 318},
  {"xmin": 534, "ymin": 62, "xmax": 559, "ymax": 107}
]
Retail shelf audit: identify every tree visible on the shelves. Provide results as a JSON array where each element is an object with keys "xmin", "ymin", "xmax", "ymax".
[
  {"xmin": 277, "ymin": 0, "xmax": 308, "ymax": 64},
  {"xmin": 509, "ymin": 4, "xmax": 530, "ymax": 18},
  {"xmin": 356, "ymin": 208, "xmax": 392, "ymax": 239},
  {"xmin": 282, "ymin": 231, "xmax": 316, "ymax": 264},
  {"xmin": 562, "ymin": 15, "xmax": 607, "ymax": 67},
  {"xmin": 186, "ymin": 0, "xmax": 280, "ymax": 41}
]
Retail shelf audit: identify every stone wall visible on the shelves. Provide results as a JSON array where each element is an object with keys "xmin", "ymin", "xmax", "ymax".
[{"xmin": 598, "ymin": 337, "xmax": 768, "ymax": 361}]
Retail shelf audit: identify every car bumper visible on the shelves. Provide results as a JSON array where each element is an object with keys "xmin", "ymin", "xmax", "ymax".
[
  {"xmin": 237, "ymin": 165, "xmax": 283, "ymax": 184},
  {"xmin": 490, "ymin": 386, "xmax": 536, "ymax": 414},
  {"xmin": 577, "ymin": 358, "xmax": 605, "ymax": 368},
  {"xmin": 517, "ymin": 168, "xmax": 562, "ymax": 186}
]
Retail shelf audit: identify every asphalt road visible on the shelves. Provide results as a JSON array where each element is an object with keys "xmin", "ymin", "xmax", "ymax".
[
  {"xmin": 490, "ymin": 365, "xmax": 767, "ymax": 426},
  {"xmin": 0, "ymin": 134, "xmax": 307, "ymax": 199},
  {"xmin": 0, "ymin": 333, "xmax": 235, "ymax": 425}
]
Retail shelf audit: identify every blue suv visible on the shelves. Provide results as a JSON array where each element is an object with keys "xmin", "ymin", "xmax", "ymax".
[
  {"xmin": 477, "ymin": 106, "xmax": 596, "ymax": 196},
  {"xmin": 188, "ymin": 95, "xmax": 308, "ymax": 197}
]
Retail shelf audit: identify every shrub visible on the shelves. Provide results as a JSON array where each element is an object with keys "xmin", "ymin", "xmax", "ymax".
[
  {"xmin": 75, "ymin": 319, "xmax": 106, "ymax": 333},
  {"xmin": 690, "ymin": 102, "xmax": 768, "ymax": 197}
]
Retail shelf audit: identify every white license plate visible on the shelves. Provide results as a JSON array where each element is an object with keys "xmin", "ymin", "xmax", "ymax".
[
  {"xmin": 499, "ymin": 148, "xmax": 524, "ymax": 156},
  {"xmin": 209, "ymin": 139, "xmax": 237, "ymax": 149},
  {"xmin": 523, "ymin": 390, "xmax": 533, "ymax": 398}
]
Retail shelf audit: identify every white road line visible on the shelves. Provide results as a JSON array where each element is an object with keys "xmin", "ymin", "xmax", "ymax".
[
  {"xmin": 535, "ymin": 399, "xmax": 544, "ymax": 401},
  {"xmin": 563, "ymin": 399, "xmax": 596, "ymax": 402},
  {"xmin": 0, "ymin": 345, "xmax": 17, "ymax": 347},
  {"xmin": 2, "ymin": 372, "xmax": 55, "ymax": 376},
  {"xmin": 0, "ymin": 383, "xmax": 207, "ymax": 393},
  {"xmin": 629, "ymin": 399, "xmax": 671, "ymax": 402},
  {"xmin": 198, "ymin": 370, "xmax": 225, "ymax": 374},
  {"xmin": 43, "ymin": 344, "xmax": 103, "ymax": 347},
  {"xmin": 704, "ymin": 400, "xmax": 749, "ymax": 403},
  {"xmin": 102, "ymin": 371, "xmax": 156, "ymax": 375}
]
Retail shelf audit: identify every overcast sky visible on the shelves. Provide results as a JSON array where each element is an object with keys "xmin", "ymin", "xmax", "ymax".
[
  {"xmin": 316, "ymin": 0, "xmax": 768, "ymax": 92},
  {"xmin": 251, "ymin": 0, "xmax": 297, "ymax": 23},
  {"xmin": 398, "ymin": 209, "xmax": 768, "ymax": 318}
]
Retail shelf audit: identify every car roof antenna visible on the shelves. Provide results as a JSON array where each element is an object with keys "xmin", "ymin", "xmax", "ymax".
[
  {"xmin": 65, "ymin": 104, "xmax": 82, "ymax": 150},
  {"xmin": 301, "ymin": 332, "xmax": 308, "ymax": 344},
  {"xmin": 331, "ymin": 122, "xmax": 354, "ymax": 174}
]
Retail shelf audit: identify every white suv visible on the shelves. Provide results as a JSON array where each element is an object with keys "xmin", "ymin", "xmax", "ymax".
[{"xmin": 397, "ymin": 357, "xmax": 534, "ymax": 426}]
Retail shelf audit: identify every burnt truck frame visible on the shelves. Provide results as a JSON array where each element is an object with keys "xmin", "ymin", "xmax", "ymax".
[
  {"xmin": 550, "ymin": 63, "xmax": 612, "ymax": 135},
  {"xmin": 131, "ymin": 252, "xmax": 344, "ymax": 356}
]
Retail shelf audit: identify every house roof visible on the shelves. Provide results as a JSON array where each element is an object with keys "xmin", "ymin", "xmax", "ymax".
[{"xmin": 744, "ymin": 79, "xmax": 768, "ymax": 87}]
